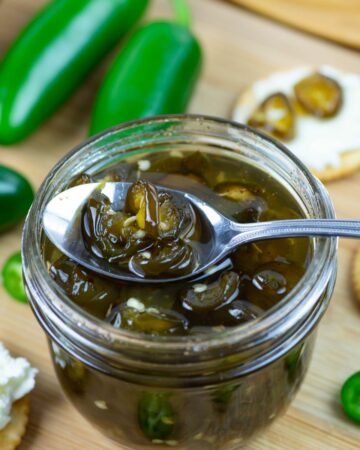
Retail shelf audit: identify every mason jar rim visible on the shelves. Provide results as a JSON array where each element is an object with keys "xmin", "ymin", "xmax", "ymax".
[{"xmin": 22, "ymin": 114, "xmax": 337, "ymax": 370}]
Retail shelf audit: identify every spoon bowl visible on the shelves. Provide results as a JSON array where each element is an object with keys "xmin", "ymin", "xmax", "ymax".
[{"xmin": 43, "ymin": 182, "xmax": 360, "ymax": 283}]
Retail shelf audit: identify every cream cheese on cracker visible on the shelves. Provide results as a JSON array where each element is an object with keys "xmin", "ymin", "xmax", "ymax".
[
  {"xmin": 233, "ymin": 66, "xmax": 360, "ymax": 171},
  {"xmin": 0, "ymin": 343, "xmax": 38, "ymax": 430}
]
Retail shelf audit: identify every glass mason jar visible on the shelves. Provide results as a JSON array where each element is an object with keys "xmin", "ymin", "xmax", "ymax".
[{"xmin": 23, "ymin": 115, "xmax": 337, "ymax": 449}]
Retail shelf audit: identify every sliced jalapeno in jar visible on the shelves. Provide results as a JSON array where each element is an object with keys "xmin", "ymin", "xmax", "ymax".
[
  {"xmin": 107, "ymin": 302, "xmax": 189, "ymax": 336},
  {"xmin": 285, "ymin": 343, "xmax": 304, "ymax": 383},
  {"xmin": 138, "ymin": 392, "xmax": 175, "ymax": 440},
  {"xmin": 213, "ymin": 383, "xmax": 240, "ymax": 407},
  {"xmin": 126, "ymin": 180, "xmax": 160, "ymax": 238},
  {"xmin": 181, "ymin": 271, "xmax": 240, "ymax": 313},
  {"xmin": 131, "ymin": 240, "xmax": 196, "ymax": 278}
]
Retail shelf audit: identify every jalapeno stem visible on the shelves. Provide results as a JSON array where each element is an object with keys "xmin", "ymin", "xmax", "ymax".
[{"xmin": 171, "ymin": 0, "xmax": 191, "ymax": 27}]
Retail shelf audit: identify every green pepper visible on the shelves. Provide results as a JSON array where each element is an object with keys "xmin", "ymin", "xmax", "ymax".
[
  {"xmin": 0, "ymin": 165, "xmax": 34, "ymax": 231},
  {"xmin": 285, "ymin": 343, "xmax": 304, "ymax": 383},
  {"xmin": 213, "ymin": 383, "xmax": 240, "ymax": 407},
  {"xmin": 1, "ymin": 251, "xmax": 27, "ymax": 303},
  {"xmin": 341, "ymin": 372, "xmax": 360, "ymax": 423},
  {"xmin": 138, "ymin": 392, "xmax": 175, "ymax": 440},
  {"xmin": 89, "ymin": 2, "xmax": 202, "ymax": 135},
  {"xmin": 0, "ymin": 0, "xmax": 149, "ymax": 145}
]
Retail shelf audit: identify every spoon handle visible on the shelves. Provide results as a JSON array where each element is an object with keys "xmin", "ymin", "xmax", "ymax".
[{"xmin": 229, "ymin": 219, "xmax": 360, "ymax": 248}]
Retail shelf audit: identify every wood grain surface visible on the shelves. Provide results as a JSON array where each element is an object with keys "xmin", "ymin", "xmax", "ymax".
[
  {"xmin": 226, "ymin": 0, "xmax": 360, "ymax": 49},
  {"xmin": 0, "ymin": 0, "xmax": 360, "ymax": 449}
]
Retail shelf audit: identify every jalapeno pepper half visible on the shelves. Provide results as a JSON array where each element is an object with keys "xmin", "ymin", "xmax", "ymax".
[
  {"xmin": 0, "ymin": 165, "xmax": 34, "ymax": 232},
  {"xmin": 0, "ymin": 0, "xmax": 149, "ymax": 144}
]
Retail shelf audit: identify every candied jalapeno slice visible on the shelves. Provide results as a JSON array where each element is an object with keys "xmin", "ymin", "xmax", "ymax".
[
  {"xmin": 49, "ymin": 256, "xmax": 118, "ymax": 317},
  {"xmin": 102, "ymin": 171, "xmax": 123, "ymax": 182},
  {"xmin": 183, "ymin": 151, "xmax": 215, "ymax": 184},
  {"xmin": 158, "ymin": 192, "xmax": 181, "ymax": 238},
  {"xmin": 232, "ymin": 243, "xmax": 265, "ymax": 273},
  {"xmin": 215, "ymin": 182, "xmax": 267, "ymax": 223},
  {"xmin": 93, "ymin": 162, "xmax": 133, "ymax": 183},
  {"xmin": 255, "ymin": 207, "xmax": 310, "ymax": 266},
  {"xmin": 294, "ymin": 72, "xmax": 342, "ymax": 118},
  {"xmin": 125, "ymin": 180, "xmax": 183, "ymax": 239},
  {"xmin": 150, "ymin": 151, "xmax": 216, "ymax": 186},
  {"xmin": 130, "ymin": 240, "xmax": 196, "ymax": 278},
  {"xmin": 254, "ymin": 266, "xmax": 287, "ymax": 295},
  {"xmin": 261, "ymin": 206, "xmax": 301, "ymax": 221},
  {"xmin": 181, "ymin": 271, "xmax": 240, "ymax": 313},
  {"xmin": 65, "ymin": 359, "xmax": 87, "ymax": 393},
  {"xmin": 197, "ymin": 299, "xmax": 264, "ymax": 329},
  {"xmin": 233, "ymin": 206, "xmax": 263, "ymax": 223},
  {"xmin": 51, "ymin": 343, "xmax": 88, "ymax": 394},
  {"xmin": 246, "ymin": 261, "xmax": 305, "ymax": 309},
  {"xmin": 247, "ymin": 92, "xmax": 295, "ymax": 141},
  {"xmin": 125, "ymin": 180, "xmax": 159, "ymax": 238},
  {"xmin": 82, "ymin": 190, "xmax": 150, "ymax": 263},
  {"xmin": 138, "ymin": 392, "xmax": 175, "ymax": 440},
  {"xmin": 68, "ymin": 173, "xmax": 93, "ymax": 188},
  {"xmin": 232, "ymin": 227, "xmax": 308, "ymax": 275},
  {"xmin": 341, "ymin": 372, "xmax": 360, "ymax": 423},
  {"xmin": 115, "ymin": 284, "xmax": 177, "ymax": 311},
  {"xmin": 215, "ymin": 183, "xmax": 255, "ymax": 202},
  {"xmin": 149, "ymin": 154, "xmax": 185, "ymax": 174},
  {"xmin": 219, "ymin": 300, "xmax": 263, "ymax": 326},
  {"xmin": 106, "ymin": 302, "xmax": 189, "ymax": 336}
]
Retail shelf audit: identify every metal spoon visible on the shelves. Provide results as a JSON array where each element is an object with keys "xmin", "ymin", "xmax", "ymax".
[{"xmin": 43, "ymin": 182, "xmax": 360, "ymax": 283}]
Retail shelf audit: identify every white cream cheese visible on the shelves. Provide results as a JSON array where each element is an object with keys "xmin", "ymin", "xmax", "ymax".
[
  {"xmin": 0, "ymin": 343, "xmax": 38, "ymax": 430},
  {"xmin": 233, "ymin": 66, "xmax": 360, "ymax": 170}
]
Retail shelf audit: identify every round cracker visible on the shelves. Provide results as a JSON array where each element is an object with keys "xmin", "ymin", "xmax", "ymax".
[
  {"xmin": 233, "ymin": 84, "xmax": 360, "ymax": 183},
  {"xmin": 0, "ymin": 396, "xmax": 30, "ymax": 450},
  {"xmin": 352, "ymin": 247, "xmax": 360, "ymax": 305},
  {"xmin": 311, "ymin": 149, "xmax": 360, "ymax": 182}
]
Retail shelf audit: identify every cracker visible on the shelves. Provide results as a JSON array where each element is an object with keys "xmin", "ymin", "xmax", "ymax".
[
  {"xmin": 0, "ymin": 396, "xmax": 30, "ymax": 450},
  {"xmin": 311, "ymin": 149, "xmax": 360, "ymax": 182},
  {"xmin": 352, "ymin": 247, "xmax": 360, "ymax": 305},
  {"xmin": 233, "ymin": 84, "xmax": 360, "ymax": 183}
]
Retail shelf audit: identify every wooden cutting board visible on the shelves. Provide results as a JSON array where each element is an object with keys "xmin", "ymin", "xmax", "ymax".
[
  {"xmin": 226, "ymin": 0, "xmax": 360, "ymax": 49},
  {"xmin": 0, "ymin": 0, "xmax": 360, "ymax": 449}
]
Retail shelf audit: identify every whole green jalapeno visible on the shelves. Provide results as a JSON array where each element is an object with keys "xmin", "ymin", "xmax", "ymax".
[
  {"xmin": 0, "ymin": 0, "xmax": 149, "ymax": 144},
  {"xmin": 89, "ymin": 0, "xmax": 202, "ymax": 135},
  {"xmin": 0, "ymin": 165, "xmax": 34, "ymax": 231}
]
